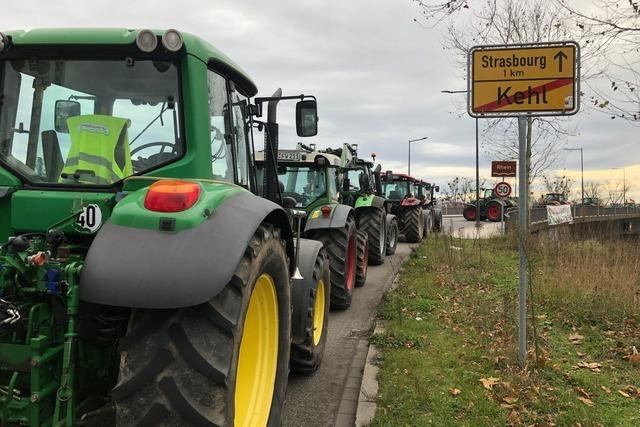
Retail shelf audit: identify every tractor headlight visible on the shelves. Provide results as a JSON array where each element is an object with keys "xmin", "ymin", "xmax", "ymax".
[
  {"xmin": 0, "ymin": 33, "xmax": 7, "ymax": 52},
  {"xmin": 136, "ymin": 29, "xmax": 158, "ymax": 53},
  {"xmin": 162, "ymin": 29, "xmax": 183, "ymax": 52}
]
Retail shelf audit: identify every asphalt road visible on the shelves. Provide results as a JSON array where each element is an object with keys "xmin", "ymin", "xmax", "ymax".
[{"xmin": 282, "ymin": 242, "xmax": 413, "ymax": 427}]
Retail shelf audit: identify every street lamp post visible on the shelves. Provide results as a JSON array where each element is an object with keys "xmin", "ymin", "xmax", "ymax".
[
  {"xmin": 612, "ymin": 167, "xmax": 626, "ymax": 205},
  {"xmin": 408, "ymin": 136, "xmax": 428, "ymax": 176},
  {"xmin": 440, "ymin": 90, "xmax": 480, "ymax": 227},
  {"xmin": 563, "ymin": 147, "xmax": 584, "ymax": 204}
]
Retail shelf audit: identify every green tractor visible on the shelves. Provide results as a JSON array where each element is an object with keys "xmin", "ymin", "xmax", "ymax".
[
  {"xmin": 462, "ymin": 189, "xmax": 516, "ymax": 222},
  {"xmin": 381, "ymin": 172, "xmax": 430, "ymax": 243},
  {"xmin": 255, "ymin": 143, "xmax": 364, "ymax": 308},
  {"xmin": 321, "ymin": 144, "xmax": 399, "ymax": 265},
  {"xmin": 0, "ymin": 28, "xmax": 331, "ymax": 426}
]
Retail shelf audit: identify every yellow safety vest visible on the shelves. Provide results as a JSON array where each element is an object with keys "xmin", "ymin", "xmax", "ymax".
[{"xmin": 61, "ymin": 115, "xmax": 133, "ymax": 185}]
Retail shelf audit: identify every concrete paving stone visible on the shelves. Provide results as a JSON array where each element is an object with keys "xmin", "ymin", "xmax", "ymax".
[
  {"xmin": 338, "ymin": 398, "xmax": 358, "ymax": 415},
  {"xmin": 355, "ymin": 401, "xmax": 377, "ymax": 427},
  {"xmin": 342, "ymin": 386, "xmax": 361, "ymax": 401},
  {"xmin": 335, "ymin": 413, "xmax": 355, "ymax": 427},
  {"xmin": 345, "ymin": 375, "xmax": 362, "ymax": 389}
]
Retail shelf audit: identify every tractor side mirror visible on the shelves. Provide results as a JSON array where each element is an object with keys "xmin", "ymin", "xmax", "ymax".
[
  {"xmin": 385, "ymin": 170, "xmax": 393, "ymax": 180},
  {"xmin": 55, "ymin": 100, "xmax": 81, "ymax": 133},
  {"xmin": 296, "ymin": 100, "xmax": 318, "ymax": 137},
  {"xmin": 435, "ymin": 185, "xmax": 440, "ymax": 192},
  {"xmin": 373, "ymin": 164, "xmax": 382, "ymax": 174}
]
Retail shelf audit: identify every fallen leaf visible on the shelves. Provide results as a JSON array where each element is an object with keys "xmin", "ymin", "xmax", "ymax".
[
  {"xmin": 601, "ymin": 386, "xmax": 612, "ymax": 394},
  {"xmin": 568, "ymin": 333, "xmax": 584, "ymax": 344},
  {"xmin": 502, "ymin": 396, "xmax": 518, "ymax": 404},
  {"xmin": 618, "ymin": 389, "xmax": 631, "ymax": 398},
  {"xmin": 574, "ymin": 361, "xmax": 602, "ymax": 373},
  {"xmin": 575, "ymin": 387, "xmax": 592, "ymax": 399},
  {"xmin": 479, "ymin": 377, "xmax": 500, "ymax": 391},
  {"xmin": 577, "ymin": 396, "xmax": 595, "ymax": 406},
  {"xmin": 619, "ymin": 385, "xmax": 640, "ymax": 397},
  {"xmin": 577, "ymin": 352, "xmax": 586, "ymax": 357},
  {"xmin": 507, "ymin": 409, "xmax": 520, "ymax": 424},
  {"xmin": 629, "ymin": 346, "xmax": 640, "ymax": 365},
  {"xmin": 449, "ymin": 388, "xmax": 461, "ymax": 396}
]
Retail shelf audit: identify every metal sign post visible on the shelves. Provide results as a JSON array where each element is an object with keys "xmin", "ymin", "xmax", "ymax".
[
  {"xmin": 467, "ymin": 41, "xmax": 581, "ymax": 368},
  {"xmin": 517, "ymin": 117, "xmax": 528, "ymax": 367}
]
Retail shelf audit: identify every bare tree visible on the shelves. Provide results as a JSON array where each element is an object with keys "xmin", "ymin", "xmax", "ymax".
[
  {"xmin": 542, "ymin": 173, "xmax": 573, "ymax": 195},
  {"xmin": 417, "ymin": 1, "xmax": 607, "ymax": 189},
  {"xmin": 558, "ymin": 0, "xmax": 640, "ymax": 123},
  {"xmin": 584, "ymin": 180, "xmax": 602, "ymax": 199}
]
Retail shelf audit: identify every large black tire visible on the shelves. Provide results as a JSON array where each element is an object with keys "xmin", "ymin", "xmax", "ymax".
[
  {"xmin": 112, "ymin": 224, "xmax": 291, "ymax": 427},
  {"xmin": 462, "ymin": 205, "xmax": 477, "ymax": 222},
  {"xmin": 359, "ymin": 208, "xmax": 386, "ymax": 265},
  {"xmin": 355, "ymin": 230, "xmax": 369, "ymax": 288},
  {"xmin": 316, "ymin": 218, "xmax": 358, "ymax": 310},
  {"xmin": 433, "ymin": 210, "xmax": 442, "ymax": 232},
  {"xmin": 486, "ymin": 201, "xmax": 502, "ymax": 222},
  {"xmin": 290, "ymin": 247, "xmax": 330, "ymax": 373},
  {"xmin": 403, "ymin": 207, "xmax": 423, "ymax": 243},
  {"xmin": 385, "ymin": 218, "xmax": 399, "ymax": 255}
]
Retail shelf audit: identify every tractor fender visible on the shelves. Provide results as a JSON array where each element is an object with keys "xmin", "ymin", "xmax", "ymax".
[
  {"xmin": 354, "ymin": 194, "xmax": 385, "ymax": 209},
  {"xmin": 291, "ymin": 238, "xmax": 324, "ymax": 344},
  {"xmin": 80, "ymin": 192, "xmax": 294, "ymax": 309},
  {"xmin": 304, "ymin": 204, "xmax": 353, "ymax": 233}
]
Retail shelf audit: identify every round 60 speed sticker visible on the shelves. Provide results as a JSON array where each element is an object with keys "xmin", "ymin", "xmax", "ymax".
[{"xmin": 76, "ymin": 204, "xmax": 103, "ymax": 233}]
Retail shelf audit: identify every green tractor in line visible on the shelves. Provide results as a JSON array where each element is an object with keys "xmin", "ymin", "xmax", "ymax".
[
  {"xmin": 381, "ymin": 173, "xmax": 431, "ymax": 243},
  {"xmin": 462, "ymin": 189, "xmax": 516, "ymax": 222},
  {"xmin": 321, "ymin": 144, "xmax": 399, "ymax": 264},
  {"xmin": 0, "ymin": 28, "xmax": 331, "ymax": 426},
  {"xmin": 255, "ymin": 143, "xmax": 365, "ymax": 309}
]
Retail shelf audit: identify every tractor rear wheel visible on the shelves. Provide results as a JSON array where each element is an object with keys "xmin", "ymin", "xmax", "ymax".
[
  {"xmin": 290, "ymin": 247, "xmax": 330, "ymax": 373},
  {"xmin": 112, "ymin": 224, "xmax": 291, "ymax": 427},
  {"xmin": 355, "ymin": 230, "xmax": 369, "ymax": 288},
  {"xmin": 316, "ymin": 218, "xmax": 358, "ymax": 310},
  {"xmin": 462, "ymin": 206, "xmax": 476, "ymax": 221},
  {"xmin": 486, "ymin": 202, "xmax": 502, "ymax": 222},
  {"xmin": 403, "ymin": 207, "xmax": 423, "ymax": 243},
  {"xmin": 386, "ymin": 218, "xmax": 399, "ymax": 255},
  {"xmin": 359, "ymin": 208, "xmax": 386, "ymax": 265}
]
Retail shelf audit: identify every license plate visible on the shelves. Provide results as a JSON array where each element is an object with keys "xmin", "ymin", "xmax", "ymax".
[{"xmin": 277, "ymin": 151, "xmax": 302, "ymax": 161}]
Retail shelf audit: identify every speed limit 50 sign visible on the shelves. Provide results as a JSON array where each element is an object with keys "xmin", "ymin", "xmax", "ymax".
[{"xmin": 494, "ymin": 181, "xmax": 512, "ymax": 198}]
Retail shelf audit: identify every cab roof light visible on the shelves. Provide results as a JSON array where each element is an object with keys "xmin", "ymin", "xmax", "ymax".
[
  {"xmin": 162, "ymin": 29, "xmax": 184, "ymax": 52},
  {"xmin": 144, "ymin": 180, "xmax": 201, "ymax": 213},
  {"xmin": 136, "ymin": 29, "xmax": 158, "ymax": 53}
]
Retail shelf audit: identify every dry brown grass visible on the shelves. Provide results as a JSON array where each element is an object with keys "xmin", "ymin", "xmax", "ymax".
[{"xmin": 529, "ymin": 230, "xmax": 640, "ymax": 321}]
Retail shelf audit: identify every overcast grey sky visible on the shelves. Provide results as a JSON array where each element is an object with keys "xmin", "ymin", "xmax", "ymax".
[{"xmin": 5, "ymin": 0, "xmax": 639, "ymax": 198}]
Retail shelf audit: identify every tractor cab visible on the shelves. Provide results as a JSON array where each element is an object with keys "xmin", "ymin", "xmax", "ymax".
[
  {"xmin": 382, "ymin": 173, "xmax": 418, "ymax": 201},
  {"xmin": 255, "ymin": 145, "xmax": 341, "ymax": 211}
]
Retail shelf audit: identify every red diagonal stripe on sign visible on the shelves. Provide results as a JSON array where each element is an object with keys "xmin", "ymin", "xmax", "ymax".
[{"xmin": 474, "ymin": 78, "xmax": 573, "ymax": 113}]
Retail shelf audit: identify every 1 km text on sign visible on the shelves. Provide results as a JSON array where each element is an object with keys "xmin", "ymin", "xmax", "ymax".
[{"xmin": 468, "ymin": 42, "xmax": 579, "ymax": 117}]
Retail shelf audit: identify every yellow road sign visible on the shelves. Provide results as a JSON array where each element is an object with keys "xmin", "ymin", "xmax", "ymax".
[{"xmin": 468, "ymin": 42, "xmax": 579, "ymax": 117}]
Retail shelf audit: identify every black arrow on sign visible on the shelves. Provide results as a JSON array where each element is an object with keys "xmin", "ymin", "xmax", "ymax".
[{"xmin": 553, "ymin": 50, "xmax": 568, "ymax": 72}]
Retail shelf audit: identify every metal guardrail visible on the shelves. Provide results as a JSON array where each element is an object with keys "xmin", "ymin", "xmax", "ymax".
[{"xmin": 505, "ymin": 206, "xmax": 640, "ymax": 226}]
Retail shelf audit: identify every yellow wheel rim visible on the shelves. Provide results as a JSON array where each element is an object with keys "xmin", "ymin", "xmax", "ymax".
[
  {"xmin": 313, "ymin": 279, "xmax": 326, "ymax": 346},
  {"xmin": 235, "ymin": 274, "xmax": 279, "ymax": 427}
]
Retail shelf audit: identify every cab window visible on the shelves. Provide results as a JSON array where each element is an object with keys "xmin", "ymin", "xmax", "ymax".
[{"xmin": 207, "ymin": 70, "xmax": 233, "ymax": 182}]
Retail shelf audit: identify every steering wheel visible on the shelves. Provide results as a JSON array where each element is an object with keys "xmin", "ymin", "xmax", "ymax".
[
  {"xmin": 282, "ymin": 192, "xmax": 307, "ymax": 204},
  {"xmin": 131, "ymin": 141, "xmax": 175, "ymax": 157}
]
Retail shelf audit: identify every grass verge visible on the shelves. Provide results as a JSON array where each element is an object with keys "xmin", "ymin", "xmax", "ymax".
[{"xmin": 372, "ymin": 234, "xmax": 640, "ymax": 426}]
